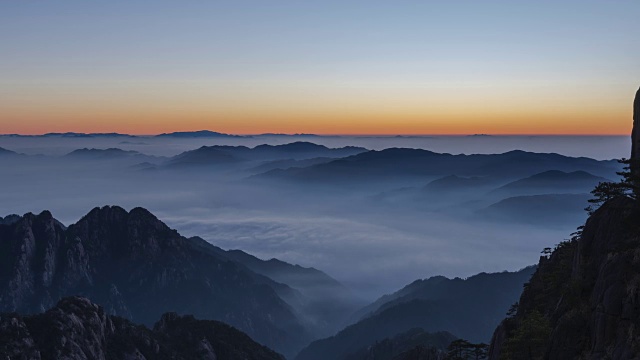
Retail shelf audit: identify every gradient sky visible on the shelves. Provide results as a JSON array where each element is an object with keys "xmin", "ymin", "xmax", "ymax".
[{"xmin": 1, "ymin": 1, "xmax": 639, "ymax": 135}]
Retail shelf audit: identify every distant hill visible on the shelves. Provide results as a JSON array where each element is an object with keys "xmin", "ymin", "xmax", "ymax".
[
  {"xmin": 155, "ymin": 130, "xmax": 244, "ymax": 138},
  {"xmin": 296, "ymin": 267, "xmax": 535, "ymax": 360},
  {"xmin": 0, "ymin": 296, "xmax": 284, "ymax": 360},
  {"xmin": 165, "ymin": 142, "xmax": 367, "ymax": 168},
  {"xmin": 165, "ymin": 146, "xmax": 242, "ymax": 167},
  {"xmin": 257, "ymin": 149, "xmax": 620, "ymax": 184},
  {"xmin": 490, "ymin": 170, "xmax": 609, "ymax": 196},
  {"xmin": 481, "ymin": 193, "xmax": 591, "ymax": 226},
  {"xmin": 0, "ymin": 147, "xmax": 18, "ymax": 156}
]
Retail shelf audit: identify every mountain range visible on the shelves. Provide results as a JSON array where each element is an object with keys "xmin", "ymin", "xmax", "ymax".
[
  {"xmin": 0, "ymin": 206, "xmax": 359, "ymax": 357},
  {"xmin": 257, "ymin": 149, "xmax": 619, "ymax": 184},
  {"xmin": 296, "ymin": 267, "xmax": 535, "ymax": 360}
]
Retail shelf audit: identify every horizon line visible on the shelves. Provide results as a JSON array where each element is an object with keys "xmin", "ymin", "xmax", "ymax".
[{"xmin": 0, "ymin": 131, "xmax": 631, "ymax": 137}]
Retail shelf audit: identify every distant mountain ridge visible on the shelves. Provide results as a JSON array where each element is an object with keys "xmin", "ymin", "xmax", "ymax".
[
  {"xmin": 481, "ymin": 193, "xmax": 591, "ymax": 226},
  {"xmin": 490, "ymin": 170, "xmax": 609, "ymax": 196},
  {"xmin": 296, "ymin": 267, "xmax": 535, "ymax": 360},
  {"xmin": 258, "ymin": 149, "xmax": 620, "ymax": 184},
  {"xmin": 165, "ymin": 142, "xmax": 368, "ymax": 168},
  {"xmin": 0, "ymin": 147, "xmax": 18, "ymax": 156},
  {"xmin": 155, "ymin": 130, "xmax": 245, "ymax": 138}
]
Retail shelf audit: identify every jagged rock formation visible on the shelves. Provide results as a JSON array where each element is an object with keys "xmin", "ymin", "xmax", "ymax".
[
  {"xmin": 633, "ymin": 87, "xmax": 640, "ymax": 164},
  {"xmin": 0, "ymin": 206, "xmax": 309, "ymax": 357},
  {"xmin": 488, "ymin": 197, "xmax": 640, "ymax": 359},
  {"xmin": 0, "ymin": 296, "xmax": 284, "ymax": 360},
  {"xmin": 633, "ymin": 87, "xmax": 640, "ymax": 187}
]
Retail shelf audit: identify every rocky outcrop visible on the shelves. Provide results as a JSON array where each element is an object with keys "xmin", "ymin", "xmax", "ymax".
[
  {"xmin": 488, "ymin": 196, "xmax": 640, "ymax": 359},
  {"xmin": 0, "ymin": 206, "xmax": 309, "ymax": 357},
  {"xmin": 0, "ymin": 296, "xmax": 285, "ymax": 360},
  {"xmin": 633, "ymin": 87, "xmax": 640, "ymax": 164}
]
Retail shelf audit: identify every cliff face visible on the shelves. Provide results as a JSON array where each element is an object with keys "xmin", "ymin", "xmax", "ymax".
[
  {"xmin": 632, "ymin": 87, "xmax": 640, "ymax": 163},
  {"xmin": 0, "ymin": 206, "xmax": 308, "ymax": 357},
  {"xmin": 488, "ymin": 196, "xmax": 640, "ymax": 359},
  {"xmin": 0, "ymin": 296, "xmax": 285, "ymax": 360}
]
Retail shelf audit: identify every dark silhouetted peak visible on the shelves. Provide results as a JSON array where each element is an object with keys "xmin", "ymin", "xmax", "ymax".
[
  {"xmin": 488, "ymin": 196, "xmax": 640, "ymax": 359},
  {"xmin": 51, "ymin": 295, "xmax": 107, "ymax": 318},
  {"xmin": 0, "ymin": 297, "xmax": 285, "ymax": 360},
  {"xmin": 0, "ymin": 214, "xmax": 21, "ymax": 225},
  {"xmin": 81, "ymin": 205, "xmax": 129, "ymax": 223},
  {"xmin": 633, "ymin": 87, "xmax": 640, "ymax": 163},
  {"xmin": 0, "ymin": 206, "xmax": 309, "ymax": 357}
]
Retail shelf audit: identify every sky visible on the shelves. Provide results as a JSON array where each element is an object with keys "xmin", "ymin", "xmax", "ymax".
[{"xmin": 1, "ymin": 1, "xmax": 639, "ymax": 135}]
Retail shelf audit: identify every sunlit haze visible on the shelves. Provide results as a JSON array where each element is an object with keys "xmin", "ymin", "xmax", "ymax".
[{"xmin": 1, "ymin": 1, "xmax": 639, "ymax": 135}]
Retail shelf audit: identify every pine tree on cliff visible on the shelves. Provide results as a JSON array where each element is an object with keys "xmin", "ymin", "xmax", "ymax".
[
  {"xmin": 632, "ymin": 86, "xmax": 640, "ymax": 197},
  {"xmin": 586, "ymin": 86, "xmax": 640, "ymax": 213}
]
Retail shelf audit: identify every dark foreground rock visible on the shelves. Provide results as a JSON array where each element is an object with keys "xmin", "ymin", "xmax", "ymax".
[
  {"xmin": 488, "ymin": 197, "xmax": 640, "ymax": 359},
  {"xmin": 0, "ymin": 296, "xmax": 285, "ymax": 360}
]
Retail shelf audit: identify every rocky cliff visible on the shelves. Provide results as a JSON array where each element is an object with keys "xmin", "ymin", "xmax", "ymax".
[
  {"xmin": 0, "ymin": 206, "xmax": 308, "ymax": 357},
  {"xmin": 0, "ymin": 296, "xmax": 285, "ymax": 360},
  {"xmin": 488, "ymin": 196, "xmax": 640, "ymax": 359},
  {"xmin": 632, "ymin": 87, "xmax": 640, "ymax": 164}
]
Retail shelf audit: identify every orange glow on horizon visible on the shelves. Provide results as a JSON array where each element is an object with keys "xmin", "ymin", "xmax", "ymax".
[{"xmin": 0, "ymin": 83, "xmax": 633, "ymax": 136}]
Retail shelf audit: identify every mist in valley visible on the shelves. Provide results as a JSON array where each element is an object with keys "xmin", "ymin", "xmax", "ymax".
[{"xmin": 0, "ymin": 134, "xmax": 625, "ymax": 300}]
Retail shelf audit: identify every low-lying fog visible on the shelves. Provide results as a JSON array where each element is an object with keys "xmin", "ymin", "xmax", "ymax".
[{"xmin": 0, "ymin": 134, "xmax": 628, "ymax": 299}]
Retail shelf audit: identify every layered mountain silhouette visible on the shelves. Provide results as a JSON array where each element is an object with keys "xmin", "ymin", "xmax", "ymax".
[
  {"xmin": 489, "ymin": 170, "xmax": 609, "ymax": 197},
  {"xmin": 258, "ymin": 149, "xmax": 620, "ymax": 184},
  {"xmin": 0, "ymin": 147, "xmax": 18, "ymax": 156},
  {"xmin": 0, "ymin": 296, "xmax": 284, "ymax": 360},
  {"xmin": 481, "ymin": 193, "xmax": 591, "ymax": 226},
  {"xmin": 296, "ymin": 267, "xmax": 534, "ymax": 360},
  {"xmin": 488, "ymin": 196, "xmax": 640, "ymax": 359},
  {"xmin": 164, "ymin": 142, "xmax": 367, "ymax": 169},
  {"xmin": 0, "ymin": 206, "xmax": 349, "ymax": 357},
  {"xmin": 190, "ymin": 236, "xmax": 364, "ymax": 337}
]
